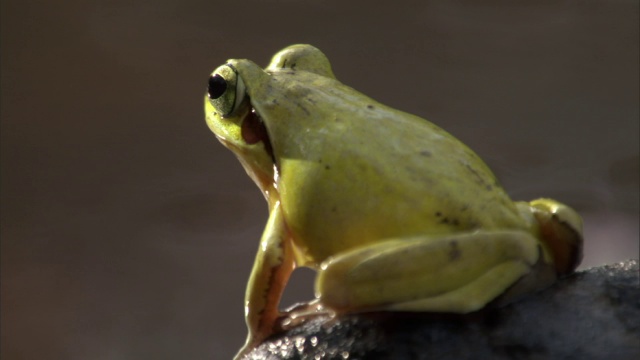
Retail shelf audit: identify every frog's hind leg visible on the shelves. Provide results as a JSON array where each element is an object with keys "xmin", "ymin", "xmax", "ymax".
[
  {"xmin": 315, "ymin": 230, "xmax": 556, "ymax": 314},
  {"xmin": 527, "ymin": 199, "xmax": 584, "ymax": 276}
]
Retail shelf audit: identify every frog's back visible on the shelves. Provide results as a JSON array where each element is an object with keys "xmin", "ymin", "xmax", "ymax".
[{"xmin": 265, "ymin": 72, "xmax": 527, "ymax": 261}]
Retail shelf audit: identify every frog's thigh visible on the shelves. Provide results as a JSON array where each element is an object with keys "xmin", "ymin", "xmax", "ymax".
[{"xmin": 316, "ymin": 230, "xmax": 547, "ymax": 313}]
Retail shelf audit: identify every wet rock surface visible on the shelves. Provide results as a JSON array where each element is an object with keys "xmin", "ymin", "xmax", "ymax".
[{"xmin": 246, "ymin": 260, "xmax": 639, "ymax": 360}]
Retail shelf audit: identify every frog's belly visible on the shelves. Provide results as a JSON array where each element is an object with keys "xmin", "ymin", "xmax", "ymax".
[{"xmin": 279, "ymin": 159, "xmax": 526, "ymax": 266}]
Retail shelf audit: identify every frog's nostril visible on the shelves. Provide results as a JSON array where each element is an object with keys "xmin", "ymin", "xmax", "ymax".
[{"xmin": 208, "ymin": 74, "xmax": 227, "ymax": 99}]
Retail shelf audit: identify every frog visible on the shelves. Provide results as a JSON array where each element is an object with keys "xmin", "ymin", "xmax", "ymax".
[{"xmin": 204, "ymin": 44, "xmax": 583, "ymax": 359}]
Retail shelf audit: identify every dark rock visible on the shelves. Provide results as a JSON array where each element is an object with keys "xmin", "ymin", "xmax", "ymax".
[{"xmin": 245, "ymin": 260, "xmax": 639, "ymax": 360}]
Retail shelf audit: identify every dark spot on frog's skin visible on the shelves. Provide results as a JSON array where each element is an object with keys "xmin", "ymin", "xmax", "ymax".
[
  {"xmin": 296, "ymin": 103, "xmax": 311, "ymax": 115},
  {"xmin": 420, "ymin": 150, "xmax": 432, "ymax": 157},
  {"xmin": 460, "ymin": 205, "xmax": 468, "ymax": 212},
  {"xmin": 448, "ymin": 241, "xmax": 461, "ymax": 261},
  {"xmin": 331, "ymin": 206, "xmax": 337, "ymax": 212},
  {"xmin": 436, "ymin": 215, "xmax": 460, "ymax": 226},
  {"xmin": 367, "ymin": 104, "xmax": 374, "ymax": 110},
  {"xmin": 463, "ymin": 162, "xmax": 493, "ymax": 191},
  {"xmin": 281, "ymin": 60, "xmax": 298, "ymax": 70},
  {"xmin": 318, "ymin": 159, "xmax": 331, "ymax": 169},
  {"xmin": 281, "ymin": 60, "xmax": 297, "ymax": 69}
]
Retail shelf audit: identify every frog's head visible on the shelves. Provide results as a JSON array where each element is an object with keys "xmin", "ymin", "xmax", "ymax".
[
  {"xmin": 204, "ymin": 60, "xmax": 275, "ymax": 195},
  {"xmin": 204, "ymin": 45, "xmax": 335, "ymax": 197}
]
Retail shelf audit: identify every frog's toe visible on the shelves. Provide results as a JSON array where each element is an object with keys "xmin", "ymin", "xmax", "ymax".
[{"xmin": 275, "ymin": 300, "xmax": 333, "ymax": 332}]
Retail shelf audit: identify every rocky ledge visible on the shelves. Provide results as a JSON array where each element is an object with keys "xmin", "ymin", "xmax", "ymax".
[{"xmin": 244, "ymin": 260, "xmax": 639, "ymax": 360}]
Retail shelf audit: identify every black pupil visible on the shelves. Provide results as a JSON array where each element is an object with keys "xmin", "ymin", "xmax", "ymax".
[{"xmin": 208, "ymin": 74, "xmax": 227, "ymax": 99}]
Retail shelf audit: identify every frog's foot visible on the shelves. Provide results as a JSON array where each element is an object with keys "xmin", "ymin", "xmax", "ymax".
[
  {"xmin": 528, "ymin": 198, "xmax": 584, "ymax": 275},
  {"xmin": 315, "ymin": 230, "xmax": 555, "ymax": 313},
  {"xmin": 233, "ymin": 303, "xmax": 330, "ymax": 359},
  {"xmin": 275, "ymin": 299, "xmax": 334, "ymax": 332},
  {"xmin": 234, "ymin": 337, "xmax": 261, "ymax": 360}
]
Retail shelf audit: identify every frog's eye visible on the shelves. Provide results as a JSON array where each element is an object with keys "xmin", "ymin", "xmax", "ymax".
[{"xmin": 207, "ymin": 64, "xmax": 246, "ymax": 117}]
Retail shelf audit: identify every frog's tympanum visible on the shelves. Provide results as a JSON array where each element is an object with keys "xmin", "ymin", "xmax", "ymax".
[{"xmin": 204, "ymin": 44, "xmax": 583, "ymax": 359}]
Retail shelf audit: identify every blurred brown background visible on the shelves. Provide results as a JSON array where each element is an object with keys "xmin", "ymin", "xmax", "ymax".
[{"xmin": 1, "ymin": 1, "xmax": 638, "ymax": 359}]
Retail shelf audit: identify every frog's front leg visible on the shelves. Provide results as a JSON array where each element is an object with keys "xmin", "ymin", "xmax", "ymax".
[
  {"xmin": 316, "ymin": 230, "xmax": 557, "ymax": 314},
  {"xmin": 235, "ymin": 202, "xmax": 295, "ymax": 360}
]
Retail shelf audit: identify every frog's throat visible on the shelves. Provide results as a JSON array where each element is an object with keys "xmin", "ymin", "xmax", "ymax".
[{"xmin": 241, "ymin": 108, "xmax": 275, "ymax": 164}]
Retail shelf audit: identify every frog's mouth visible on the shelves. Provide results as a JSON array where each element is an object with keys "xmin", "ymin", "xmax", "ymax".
[{"xmin": 241, "ymin": 108, "xmax": 275, "ymax": 163}]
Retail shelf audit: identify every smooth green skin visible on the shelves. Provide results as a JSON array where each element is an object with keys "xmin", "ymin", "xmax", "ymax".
[{"xmin": 204, "ymin": 45, "xmax": 583, "ymax": 359}]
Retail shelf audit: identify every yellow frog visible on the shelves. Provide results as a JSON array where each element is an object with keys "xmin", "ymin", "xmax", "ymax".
[{"xmin": 204, "ymin": 44, "xmax": 583, "ymax": 359}]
